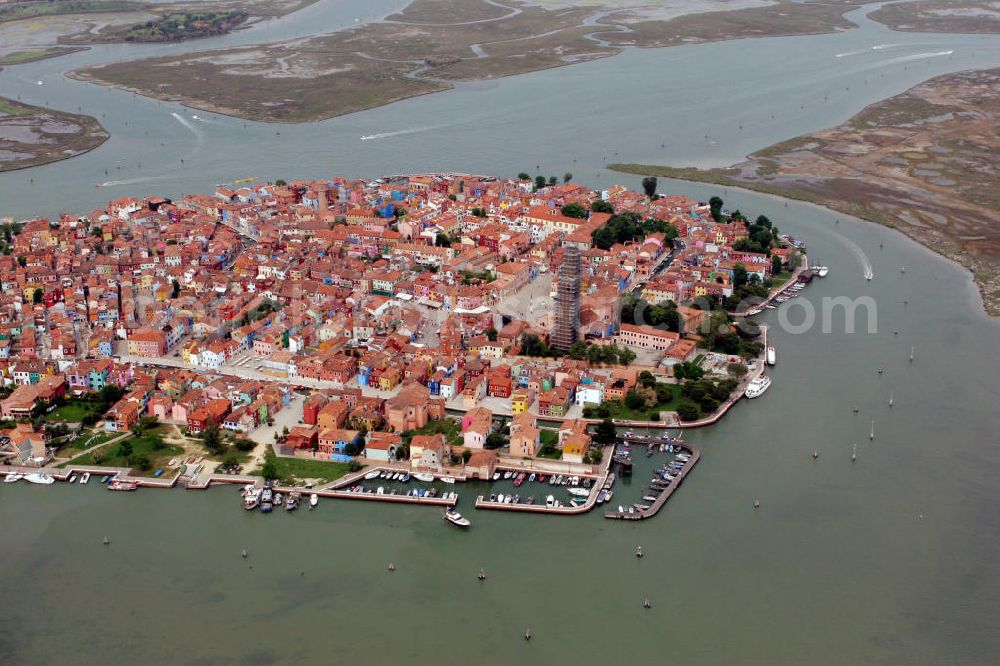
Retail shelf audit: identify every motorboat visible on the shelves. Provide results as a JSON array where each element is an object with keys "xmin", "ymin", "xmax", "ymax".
[
  {"xmin": 528, "ymin": 473, "xmax": 536, "ymax": 483},
  {"xmin": 545, "ymin": 495, "xmax": 555, "ymax": 508},
  {"xmin": 568, "ymin": 487, "xmax": 590, "ymax": 498},
  {"xmin": 400, "ymin": 474, "xmax": 410, "ymax": 482},
  {"xmin": 69, "ymin": 473, "xmax": 78, "ymax": 483},
  {"xmin": 25, "ymin": 473, "xmax": 55, "ymax": 485},
  {"xmin": 596, "ymin": 489, "xmax": 608, "ymax": 503},
  {"xmin": 309, "ymin": 493, "xmax": 318, "ymax": 508},
  {"xmin": 816, "ymin": 266, "xmax": 829, "ymax": 277},
  {"xmin": 4, "ymin": 473, "xmax": 23, "ymax": 483},
  {"xmin": 513, "ymin": 473, "xmax": 525, "ymax": 487},
  {"xmin": 766, "ymin": 346, "xmax": 776, "ymax": 366},
  {"xmin": 492, "ymin": 472, "xmax": 500, "ymax": 481},
  {"xmin": 80, "ymin": 472, "xmax": 90, "ymax": 484},
  {"xmin": 376, "ymin": 486, "xmax": 385, "ymax": 495},
  {"xmin": 745, "ymin": 375, "xmax": 772, "ymax": 399},
  {"xmin": 243, "ymin": 489, "xmax": 261, "ymax": 510},
  {"xmin": 444, "ymin": 509, "xmax": 470, "ymax": 528},
  {"xmin": 497, "ymin": 493, "xmax": 506, "ymax": 503},
  {"xmin": 107, "ymin": 479, "xmax": 138, "ymax": 491},
  {"xmin": 503, "ymin": 471, "xmax": 513, "ymax": 480},
  {"xmin": 260, "ymin": 501, "xmax": 273, "ymax": 513},
  {"xmin": 489, "ymin": 493, "xmax": 497, "ymax": 502},
  {"xmin": 414, "ymin": 473, "xmax": 435, "ymax": 483},
  {"xmin": 364, "ymin": 470, "xmax": 381, "ymax": 480},
  {"xmin": 440, "ymin": 477, "xmax": 456, "ymax": 484}
]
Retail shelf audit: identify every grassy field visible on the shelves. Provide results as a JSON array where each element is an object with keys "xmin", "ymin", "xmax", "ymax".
[
  {"xmin": 0, "ymin": 48, "xmax": 79, "ymax": 65},
  {"xmin": 0, "ymin": 1, "xmax": 135, "ymax": 24},
  {"xmin": 62, "ymin": 426, "xmax": 182, "ymax": 476},
  {"xmin": 256, "ymin": 451, "xmax": 352, "ymax": 484},
  {"xmin": 403, "ymin": 418, "xmax": 462, "ymax": 447},
  {"xmin": 598, "ymin": 384, "xmax": 682, "ymax": 422},
  {"xmin": 47, "ymin": 399, "xmax": 102, "ymax": 423}
]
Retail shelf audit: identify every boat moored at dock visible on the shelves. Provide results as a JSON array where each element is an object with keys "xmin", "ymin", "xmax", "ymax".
[
  {"xmin": 24, "ymin": 473, "xmax": 55, "ymax": 485},
  {"xmin": 745, "ymin": 375, "xmax": 772, "ymax": 399}
]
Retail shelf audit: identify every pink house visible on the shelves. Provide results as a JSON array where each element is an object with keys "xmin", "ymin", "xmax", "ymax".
[{"xmin": 148, "ymin": 394, "xmax": 174, "ymax": 421}]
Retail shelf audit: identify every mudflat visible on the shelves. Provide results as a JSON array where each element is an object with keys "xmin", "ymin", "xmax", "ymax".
[
  {"xmin": 72, "ymin": 0, "xmax": 864, "ymax": 123},
  {"xmin": 868, "ymin": 0, "xmax": 1000, "ymax": 34},
  {"xmin": 610, "ymin": 69, "xmax": 1000, "ymax": 315},
  {"xmin": 0, "ymin": 96, "xmax": 109, "ymax": 172}
]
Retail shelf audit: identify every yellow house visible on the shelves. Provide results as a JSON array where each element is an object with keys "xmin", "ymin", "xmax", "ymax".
[
  {"xmin": 694, "ymin": 283, "xmax": 708, "ymax": 298},
  {"xmin": 22, "ymin": 284, "xmax": 42, "ymax": 301},
  {"xmin": 561, "ymin": 433, "xmax": 589, "ymax": 464},
  {"xmin": 379, "ymin": 372, "xmax": 400, "ymax": 392},
  {"xmin": 181, "ymin": 340, "xmax": 200, "ymax": 365},
  {"xmin": 511, "ymin": 390, "xmax": 531, "ymax": 415}
]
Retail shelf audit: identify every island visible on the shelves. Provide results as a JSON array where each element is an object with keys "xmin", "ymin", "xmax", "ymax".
[
  {"xmin": 0, "ymin": 172, "xmax": 808, "ymax": 519},
  {"xmin": 71, "ymin": 0, "xmax": 862, "ymax": 122},
  {"xmin": 0, "ymin": 96, "xmax": 109, "ymax": 172},
  {"xmin": 611, "ymin": 68, "xmax": 1000, "ymax": 315}
]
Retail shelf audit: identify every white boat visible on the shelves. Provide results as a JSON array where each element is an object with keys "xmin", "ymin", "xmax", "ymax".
[
  {"xmin": 376, "ymin": 486, "xmax": 385, "ymax": 495},
  {"xmin": 364, "ymin": 470, "xmax": 381, "ymax": 480},
  {"xmin": 309, "ymin": 493, "xmax": 318, "ymax": 507},
  {"xmin": 497, "ymin": 493, "xmax": 506, "ymax": 503},
  {"xmin": 414, "ymin": 473, "xmax": 435, "ymax": 483},
  {"xmin": 444, "ymin": 509, "xmax": 470, "ymax": 528},
  {"xmin": 492, "ymin": 472, "xmax": 500, "ymax": 481},
  {"xmin": 816, "ymin": 266, "xmax": 829, "ymax": 277},
  {"xmin": 545, "ymin": 495, "xmax": 556, "ymax": 508},
  {"xmin": 80, "ymin": 472, "xmax": 91, "ymax": 484},
  {"xmin": 3, "ymin": 473, "xmax": 23, "ymax": 483},
  {"xmin": 745, "ymin": 375, "xmax": 772, "ymax": 399},
  {"xmin": 69, "ymin": 473, "xmax": 78, "ymax": 483},
  {"xmin": 440, "ymin": 477, "xmax": 456, "ymax": 484},
  {"xmin": 243, "ymin": 489, "xmax": 260, "ymax": 510},
  {"xmin": 503, "ymin": 471, "xmax": 513, "ymax": 480},
  {"xmin": 24, "ymin": 473, "xmax": 55, "ymax": 485},
  {"xmin": 568, "ymin": 487, "xmax": 590, "ymax": 497},
  {"xmin": 766, "ymin": 346, "xmax": 776, "ymax": 366}
]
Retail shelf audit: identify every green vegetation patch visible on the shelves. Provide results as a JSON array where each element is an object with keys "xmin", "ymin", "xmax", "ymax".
[
  {"xmin": 257, "ymin": 450, "xmax": 351, "ymax": 484},
  {"xmin": 63, "ymin": 425, "xmax": 182, "ymax": 476}
]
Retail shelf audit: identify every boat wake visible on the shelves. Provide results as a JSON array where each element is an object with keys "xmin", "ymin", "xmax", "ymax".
[
  {"xmin": 835, "ymin": 44, "xmax": 901, "ymax": 58},
  {"xmin": 878, "ymin": 50, "xmax": 954, "ymax": 67},
  {"xmin": 359, "ymin": 124, "xmax": 447, "ymax": 141},
  {"xmin": 97, "ymin": 176, "xmax": 164, "ymax": 188},
  {"xmin": 843, "ymin": 238, "xmax": 874, "ymax": 281}
]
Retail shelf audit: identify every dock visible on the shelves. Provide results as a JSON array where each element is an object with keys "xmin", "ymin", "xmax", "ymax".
[{"xmin": 604, "ymin": 437, "xmax": 700, "ymax": 521}]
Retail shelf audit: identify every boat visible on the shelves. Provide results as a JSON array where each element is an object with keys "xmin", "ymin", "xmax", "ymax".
[
  {"xmin": 440, "ymin": 477, "xmax": 456, "ymax": 484},
  {"xmin": 816, "ymin": 266, "xmax": 829, "ymax": 277},
  {"xmin": 376, "ymin": 486, "xmax": 385, "ymax": 495},
  {"xmin": 503, "ymin": 471, "xmax": 513, "ymax": 480},
  {"xmin": 107, "ymin": 479, "xmax": 138, "ymax": 491},
  {"xmin": 744, "ymin": 375, "xmax": 772, "ymax": 399},
  {"xmin": 233, "ymin": 177, "xmax": 257, "ymax": 184},
  {"xmin": 400, "ymin": 474, "xmax": 410, "ymax": 482},
  {"xmin": 260, "ymin": 501, "xmax": 273, "ymax": 513},
  {"xmin": 528, "ymin": 473, "xmax": 536, "ymax": 483},
  {"xmin": 537, "ymin": 474, "xmax": 546, "ymax": 482},
  {"xmin": 492, "ymin": 472, "xmax": 500, "ymax": 481},
  {"xmin": 497, "ymin": 493, "xmax": 506, "ymax": 503},
  {"xmin": 310, "ymin": 493, "xmax": 318, "ymax": 508},
  {"xmin": 766, "ymin": 346, "xmax": 776, "ymax": 366},
  {"xmin": 414, "ymin": 473, "xmax": 435, "ymax": 483},
  {"xmin": 642, "ymin": 495, "xmax": 658, "ymax": 502},
  {"xmin": 4, "ymin": 473, "xmax": 23, "ymax": 483},
  {"xmin": 364, "ymin": 470, "xmax": 381, "ymax": 480},
  {"xmin": 570, "ymin": 497, "xmax": 587, "ymax": 506},
  {"xmin": 513, "ymin": 473, "xmax": 525, "ymax": 487},
  {"xmin": 25, "ymin": 473, "xmax": 55, "ymax": 485},
  {"xmin": 545, "ymin": 495, "xmax": 555, "ymax": 508},
  {"xmin": 596, "ymin": 489, "xmax": 608, "ymax": 503},
  {"xmin": 568, "ymin": 487, "xmax": 590, "ymax": 498},
  {"xmin": 69, "ymin": 473, "xmax": 78, "ymax": 483},
  {"xmin": 80, "ymin": 472, "xmax": 90, "ymax": 484},
  {"xmin": 243, "ymin": 489, "xmax": 260, "ymax": 510},
  {"xmin": 286, "ymin": 493, "xmax": 299, "ymax": 511},
  {"xmin": 617, "ymin": 505, "xmax": 625, "ymax": 513},
  {"xmin": 443, "ymin": 509, "xmax": 471, "ymax": 528},
  {"xmin": 604, "ymin": 490, "xmax": 614, "ymax": 502},
  {"xmin": 489, "ymin": 493, "xmax": 497, "ymax": 502}
]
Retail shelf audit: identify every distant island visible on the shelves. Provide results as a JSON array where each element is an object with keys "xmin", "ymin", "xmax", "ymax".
[
  {"xmin": 0, "ymin": 96, "xmax": 109, "ymax": 172},
  {"xmin": 612, "ymin": 68, "xmax": 1000, "ymax": 316}
]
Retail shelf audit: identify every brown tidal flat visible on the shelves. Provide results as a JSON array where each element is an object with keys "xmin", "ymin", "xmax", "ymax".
[{"xmin": 611, "ymin": 69, "xmax": 1000, "ymax": 315}]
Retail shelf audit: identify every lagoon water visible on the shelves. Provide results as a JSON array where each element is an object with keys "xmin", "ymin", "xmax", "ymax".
[{"xmin": 1, "ymin": 2, "xmax": 999, "ymax": 664}]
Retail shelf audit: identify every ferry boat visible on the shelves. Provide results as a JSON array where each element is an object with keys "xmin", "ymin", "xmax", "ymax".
[
  {"xmin": 443, "ymin": 509, "xmax": 470, "ymax": 528},
  {"xmin": 107, "ymin": 479, "xmax": 138, "ymax": 491},
  {"xmin": 25, "ymin": 473, "xmax": 55, "ymax": 485},
  {"xmin": 414, "ymin": 473, "xmax": 435, "ymax": 483},
  {"xmin": 766, "ymin": 346, "xmax": 777, "ymax": 366},
  {"xmin": 745, "ymin": 375, "xmax": 773, "ymax": 399}
]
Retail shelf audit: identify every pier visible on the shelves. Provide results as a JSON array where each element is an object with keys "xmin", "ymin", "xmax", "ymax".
[{"xmin": 604, "ymin": 437, "xmax": 700, "ymax": 521}]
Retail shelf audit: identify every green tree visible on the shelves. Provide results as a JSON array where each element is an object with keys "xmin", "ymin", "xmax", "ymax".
[
  {"xmin": 547, "ymin": 176, "xmax": 557, "ymax": 186},
  {"xmin": 171, "ymin": 279, "xmax": 181, "ymax": 298},
  {"xmin": 274, "ymin": 179, "xmax": 287, "ymax": 187},
  {"xmin": 234, "ymin": 438, "xmax": 256, "ymax": 452},
  {"xmin": 485, "ymin": 328, "xmax": 498, "ymax": 342},
  {"xmin": 566, "ymin": 340, "xmax": 588, "ymax": 360},
  {"xmin": 484, "ymin": 433, "xmax": 508, "ymax": 450},
  {"xmin": 119, "ymin": 440, "xmax": 133, "ymax": 460},
  {"xmin": 462, "ymin": 448, "xmax": 472, "ymax": 463},
  {"xmin": 709, "ymin": 196, "xmax": 724, "ymax": 222},
  {"xmin": 641, "ymin": 176, "xmax": 658, "ymax": 199},
  {"xmin": 771, "ymin": 255, "xmax": 783, "ymax": 277},
  {"xmin": 32, "ymin": 288, "xmax": 43, "ymax": 305},
  {"xmin": 203, "ymin": 423, "xmax": 225, "ymax": 455},
  {"xmin": 624, "ymin": 390, "xmax": 645, "ymax": 410},
  {"xmin": 517, "ymin": 172, "xmax": 530, "ymax": 181},
  {"xmin": 591, "ymin": 199, "xmax": 614, "ymax": 214},
  {"xmin": 733, "ymin": 263, "xmax": 748, "ymax": 288},
  {"xmin": 261, "ymin": 457, "xmax": 279, "ymax": 480},
  {"xmin": 638, "ymin": 370, "xmax": 656, "ymax": 388},
  {"xmin": 560, "ymin": 203, "xmax": 588, "ymax": 219},
  {"xmin": 563, "ymin": 172, "xmax": 573, "ymax": 183},
  {"xmin": 727, "ymin": 362, "xmax": 748, "ymax": 378},
  {"xmin": 592, "ymin": 418, "xmax": 617, "ymax": 447},
  {"xmin": 435, "ymin": 234, "xmax": 452, "ymax": 248},
  {"xmin": 534, "ymin": 175, "xmax": 547, "ymax": 191},
  {"xmin": 676, "ymin": 399, "xmax": 701, "ymax": 422}
]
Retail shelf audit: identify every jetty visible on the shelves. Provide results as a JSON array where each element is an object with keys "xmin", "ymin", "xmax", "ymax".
[{"xmin": 604, "ymin": 437, "xmax": 700, "ymax": 521}]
